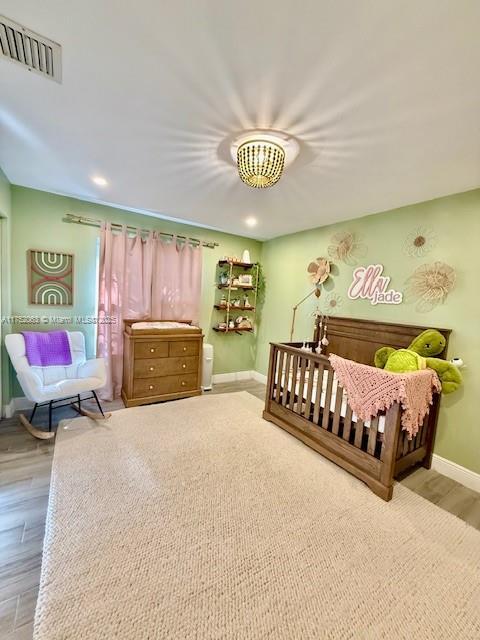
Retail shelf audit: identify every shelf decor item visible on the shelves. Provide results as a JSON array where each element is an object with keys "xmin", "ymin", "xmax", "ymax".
[
  {"xmin": 242, "ymin": 249, "xmax": 251, "ymax": 263},
  {"xmin": 238, "ymin": 274, "xmax": 253, "ymax": 286},
  {"xmin": 28, "ymin": 249, "xmax": 74, "ymax": 306}
]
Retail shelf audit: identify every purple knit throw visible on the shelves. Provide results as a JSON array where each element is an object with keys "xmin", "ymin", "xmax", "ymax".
[{"xmin": 22, "ymin": 330, "xmax": 72, "ymax": 367}]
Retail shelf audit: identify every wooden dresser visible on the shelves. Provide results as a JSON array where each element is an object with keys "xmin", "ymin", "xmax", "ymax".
[{"xmin": 121, "ymin": 320, "xmax": 203, "ymax": 408}]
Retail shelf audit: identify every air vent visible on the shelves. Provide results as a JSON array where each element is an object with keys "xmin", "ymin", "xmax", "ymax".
[{"xmin": 0, "ymin": 15, "xmax": 61, "ymax": 83}]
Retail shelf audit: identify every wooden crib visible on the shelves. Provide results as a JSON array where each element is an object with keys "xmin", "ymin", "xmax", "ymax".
[{"xmin": 263, "ymin": 316, "xmax": 450, "ymax": 501}]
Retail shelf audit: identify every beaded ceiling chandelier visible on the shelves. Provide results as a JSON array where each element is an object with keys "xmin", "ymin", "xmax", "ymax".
[
  {"xmin": 237, "ymin": 139, "xmax": 285, "ymax": 188},
  {"xmin": 231, "ymin": 130, "xmax": 299, "ymax": 189}
]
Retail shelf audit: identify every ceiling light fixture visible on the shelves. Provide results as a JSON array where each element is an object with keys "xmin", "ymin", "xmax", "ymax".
[
  {"xmin": 92, "ymin": 176, "xmax": 108, "ymax": 186},
  {"xmin": 231, "ymin": 130, "xmax": 299, "ymax": 189},
  {"xmin": 245, "ymin": 216, "xmax": 258, "ymax": 227}
]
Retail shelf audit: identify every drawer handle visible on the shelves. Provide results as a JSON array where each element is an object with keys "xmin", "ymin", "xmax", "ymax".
[
  {"xmin": 149, "ymin": 385, "xmax": 154, "ymax": 390},
  {"xmin": 149, "ymin": 366, "xmax": 154, "ymax": 371},
  {"xmin": 181, "ymin": 381, "xmax": 186, "ymax": 387},
  {"xmin": 183, "ymin": 346, "xmax": 187, "ymax": 352},
  {"xmin": 150, "ymin": 348, "xmax": 155, "ymax": 353},
  {"xmin": 182, "ymin": 363, "xmax": 186, "ymax": 369}
]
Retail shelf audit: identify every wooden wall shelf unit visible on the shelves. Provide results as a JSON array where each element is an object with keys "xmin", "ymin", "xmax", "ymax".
[{"xmin": 214, "ymin": 260, "xmax": 259, "ymax": 335}]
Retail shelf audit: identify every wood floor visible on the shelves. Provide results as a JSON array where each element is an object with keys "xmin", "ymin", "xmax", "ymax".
[{"xmin": 1, "ymin": 380, "xmax": 479, "ymax": 639}]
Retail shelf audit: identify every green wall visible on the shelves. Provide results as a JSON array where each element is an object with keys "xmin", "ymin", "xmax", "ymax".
[
  {"xmin": 255, "ymin": 189, "xmax": 480, "ymax": 475},
  {"xmin": 6, "ymin": 183, "xmax": 480, "ymax": 475},
  {"xmin": 0, "ymin": 168, "xmax": 12, "ymax": 406},
  {"xmin": 10, "ymin": 186, "xmax": 261, "ymax": 396}
]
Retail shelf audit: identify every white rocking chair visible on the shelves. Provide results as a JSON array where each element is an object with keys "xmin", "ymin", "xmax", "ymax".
[{"xmin": 5, "ymin": 331, "xmax": 110, "ymax": 439}]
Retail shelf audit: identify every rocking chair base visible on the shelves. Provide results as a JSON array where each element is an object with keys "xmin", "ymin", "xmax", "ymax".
[
  {"xmin": 19, "ymin": 413, "xmax": 56, "ymax": 440},
  {"xmin": 71, "ymin": 403, "xmax": 112, "ymax": 420},
  {"xmin": 18, "ymin": 391, "xmax": 110, "ymax": 440}
]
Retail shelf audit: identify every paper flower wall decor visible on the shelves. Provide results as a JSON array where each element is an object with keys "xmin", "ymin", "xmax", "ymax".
[
  {"xmin": 404, "ymin": 226, "xmax": 438, "ymax": 258},
  {"xmin": 327, "ymin": 231, "xmax": 367, "ymax": 266},
  {"xmin": 404, "ymin": 261, "xmax": 456, "ymax": 312},
  {"xmin": 324, "ymin": 292, "xmax": 343, "ymax": 315},
  {"xmin": 307, "ymin": 257, "xmax": 331, "ymax": 297}
]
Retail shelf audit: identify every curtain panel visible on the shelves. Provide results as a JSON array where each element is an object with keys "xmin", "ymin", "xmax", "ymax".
[{"xmin": 97, "ymin": 223, "xmax": 202, "ymax": 399}]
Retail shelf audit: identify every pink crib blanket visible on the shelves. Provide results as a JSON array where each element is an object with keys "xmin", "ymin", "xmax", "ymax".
[{"xmin": 328, "ymin": 354, "xmax": 442, "ymax": 439}]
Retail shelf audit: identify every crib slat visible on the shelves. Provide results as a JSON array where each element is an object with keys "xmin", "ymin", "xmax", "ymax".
[
  {"xmin": 408, "ymin": 432, "xmax": 416, "ymax": 453},
  {"xmin": 354, "ymin": 419, "xmax": 364, "ymax": 449},
  {"xmin": 282, "ymin": 353, "xmax": 292, "ymax": 407},
  {"xmin": 312, "ymin": 365, "xmax": 325, "ymax": 424},
  {"xmin": 397, "ymin": 429, "xmax": 406, "ymax": 459},
  {"xmin": 321, "ymin": 369, "xmax": 334, "ymax": 429},
  {"xmin": 331, "ymin": 384, "xmax": 343, "ymax": 435},
  {"xmin": 275, "ymin": 351, "xmax": 284, "ymax": 404},
  {"xmin": 420, "ymin": 416, "xmax": 429, "ymax": 446},
  {"xmin": 343, "ymin": 404, "xmax": 353, "ymax": 441},
  {"xmin": 304, "ymin": 360, "xmax": 316, "ymax": 419},
  {"xmin": 402, "ymin": 430, "xmax": 410, "ymax": 456},
  {"xmin": 288, "ymin": 355, "xmax": 299, "ymax": 411},
  {"xmin": 295, "ymin": 356, "xmax": 307, "ymax": 414},
  {"xmin": 367, "ymin": 417, "xmax": 379, "ymax": 456}
]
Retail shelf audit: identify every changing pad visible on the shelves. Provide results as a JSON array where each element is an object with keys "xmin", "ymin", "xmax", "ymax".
[{"xmin": 131, "ymin": 321, "xmax": 199, "ymax": 331}]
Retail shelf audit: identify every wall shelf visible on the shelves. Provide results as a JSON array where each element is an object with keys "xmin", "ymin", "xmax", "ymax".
[
  {"xmin": 212, "ymin": 327, "xmax": 253, "ymax": 333},
  {"xmin": 213, "ymin": 260, "xmax": 259, "ymax": 335},
  {"xmin": 217, "ymin": 284, "xmax": 256, "ymax": 291},
  {"xmin": 218, "ymin": 260, "xmax": 254, "ymax": 269},
  {"xmin": 214, "ymin": 305, "xmax": 255, "ymax": 311}
]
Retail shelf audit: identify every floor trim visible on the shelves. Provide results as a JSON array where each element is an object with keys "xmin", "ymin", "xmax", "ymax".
[
  {"xmin": 432, "ymin": 454, "xmax": 480, "ymax": 493},
  {"xmin": 212, "ymin": 370, "xmax": 254, "ymax": 383}
]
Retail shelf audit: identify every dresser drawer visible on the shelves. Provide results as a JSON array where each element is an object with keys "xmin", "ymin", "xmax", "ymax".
[
  {"xmin": 134, "ymin": 341, "xmax": 169, "ymax": 359},
  {"xmin": 134, "ymin": 356, "xmax": 198, "ymax": 378},
  {"xmin": 169, "ymin": 340, "xmax": 200, "ymax": 357},
  {"xmin": 133, "ymin": 373, "xmax": 198, "ymax": 398}
]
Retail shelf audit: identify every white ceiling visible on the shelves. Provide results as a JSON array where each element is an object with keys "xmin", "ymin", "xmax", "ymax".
[{"xmin": 1, "ymin": 1, "xmax": 479, "ymax": 240}]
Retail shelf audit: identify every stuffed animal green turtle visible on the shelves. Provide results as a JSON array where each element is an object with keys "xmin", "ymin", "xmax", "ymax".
[{"xmin": 374, "ymin": 329, "xmax": 462, "ymax": 394}]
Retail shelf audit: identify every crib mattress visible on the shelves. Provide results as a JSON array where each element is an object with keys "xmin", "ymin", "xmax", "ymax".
[{"xmin": 282, "ymin": 372, "xmax": 386, "ymax": 433}]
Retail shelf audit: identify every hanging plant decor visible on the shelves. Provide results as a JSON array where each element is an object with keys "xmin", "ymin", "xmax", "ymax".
[
  {"xmin": 327, "ymin": 231, "xmax": 367, "ymax": 266},
  {"xmin": 404, "ymin": 226, "xmax": 438, "ymax": 258},
  {"xmin": 404, "ymin": 261, "xmax": 456, "ymax": 312}
]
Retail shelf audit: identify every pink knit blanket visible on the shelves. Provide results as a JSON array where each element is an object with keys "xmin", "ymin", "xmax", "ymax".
[{"xmin": 329, "ymin": 354, "xmax": 442, "ymax": 439}]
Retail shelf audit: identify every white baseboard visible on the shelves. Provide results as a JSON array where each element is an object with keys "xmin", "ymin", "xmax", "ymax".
[
  {"xmin": 3, "ymin": 399, "xmax": 15, "ymax": 419},
  {"xmin": 212, "ymin": 370, "xmax": 252, "ymax": 384},
  {"xmin": 212, "ymin": 370, "xmax": 268, "ymax": 384},
  {"xmin": 3, "ymin": 396, "xmax": 34, "ymax": 417},
  {"xmin": 252, "ymin": 371, "xmax": 268, "ymax": 384},
  {"xmin": 431, "ymin": 454, "xmax": 480, "ymax": 493}
]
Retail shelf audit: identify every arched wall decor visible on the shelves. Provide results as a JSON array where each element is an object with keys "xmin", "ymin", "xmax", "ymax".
[{"xmin": 28, "ymin": 249, "xmax": 74, "ymax": 306}]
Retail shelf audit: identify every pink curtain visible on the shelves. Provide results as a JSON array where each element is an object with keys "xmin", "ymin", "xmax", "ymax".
[
  {"xmin": 151, "ymin": 237, "xmax": 202, "ymax": 322},
  {"xmin": 97, "ymin": 223, "xmax": 202, "ymax": 400}
]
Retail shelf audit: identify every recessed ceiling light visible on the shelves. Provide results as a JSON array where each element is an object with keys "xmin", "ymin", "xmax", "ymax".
[
  {"xmin": 245, "ymin": 216, "xmax": 257, "ymax": 227},
  {"xmin": 92, "ymin": 176, "xmax": 108, "ymax": 186}
]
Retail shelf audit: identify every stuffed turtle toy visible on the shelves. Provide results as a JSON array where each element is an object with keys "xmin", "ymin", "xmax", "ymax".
[{"xmin": 374, "ymin": 329, "xmax": 462, "ymax": 394}]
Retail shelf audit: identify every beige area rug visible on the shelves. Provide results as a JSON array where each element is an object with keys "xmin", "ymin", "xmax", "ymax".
[{"xmin": 35, "ymin": 392, "xmax": 480, "ymax": 639}]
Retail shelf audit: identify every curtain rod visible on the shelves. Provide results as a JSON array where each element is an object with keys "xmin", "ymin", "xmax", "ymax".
[{"xmin": 63, "ymin": 213, "xmax": 219, "ymax": 249}]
